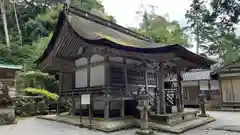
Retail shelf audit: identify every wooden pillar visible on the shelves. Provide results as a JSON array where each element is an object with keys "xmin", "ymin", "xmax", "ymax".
[
  {"xmin": 230, "ymin": 79, "xmax": 235, "ymax": 102},
  {"xmin": 104, "ymin": 56, "xmax": 110, "ymax": 120},
  {"xmin": 155, "ymin": 69, "xmax": 160, "ymax": 114},
  {"xmin": 158, "ymin": 64, "xmax": 166, "ymax": 114},
  {"xmin": 87, "ymin": 56, "xmax": 91, "ymax": 89},
  {"xmin": 71, "ymin": 70, "xmax": 76, "ymax": 116},
  {"xmin": 88, "ymin": 94, "xmax": 93, "ymax": 129},
  {"xmin": 79, "ymin": 93, "xmax": 83, "ymax": 127},
  {"xmin": 219, "ymin": 78, "xmax": 224, "ymax": 105},
  {"xmin": 155, "ymin": 63, "xmax": 165, "ymax": 114},
  {"xmin": 71, "ymin": 92, "xmax": 76, "ymax": 116},
  {"xmin": 176, "ymin": 68, "xmax": 184, "ymax": 112},
  {"xmin": 120, "ymin": 58, "xmax": 127, "ymax": 117},
  {"xmin": 87, "ymin": 56, "xmax": 93, "ymax": 122},
  {"xmin": 144, "ymin": 63, "xmax": 148, "ymax": 92},
  {"xmin": 57, "ymin": 71, "xmax": 63, "ymax": 116},
  {"xmin": 104, "ymin": 56, "xmax": 110, "ymax": 88},
  {"xmin": 123, "ymin": 58, "xmax": 128, "ymax": 91},
  {"xmin": 120, "ymin": 99, "xmax": 125, "ymax": 117}
]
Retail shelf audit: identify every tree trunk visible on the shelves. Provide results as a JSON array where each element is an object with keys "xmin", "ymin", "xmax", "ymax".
[
  {"xmin": 196, "ymin": 22, "xmax": 200, "ymax": 54},
  {"xmin": 13, "ymin": 1, "xmax": 22, "ymax": 46},
  {"xmin": 0, "ymin": 0, "xmax": 10, "ymax": 51}
]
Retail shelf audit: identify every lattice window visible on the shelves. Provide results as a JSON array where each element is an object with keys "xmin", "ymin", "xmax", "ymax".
[
  {"xmin": 127, "ymin": 69, "xmax": 145, "ymax": 85},
  {"xmin": 147, "ymin": 72, "xmax": 156, "ymax": 85},
  {"xmin": 110, "ymin": 66, "xmax": 125, "ymax": 85}
]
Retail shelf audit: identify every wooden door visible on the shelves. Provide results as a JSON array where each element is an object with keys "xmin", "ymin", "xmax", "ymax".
[
  {"xmin": 183, "ymin": 86, "xmax": 199, "ymax": 105},
  {"xmin": 232, "ymin": 79, "xmax": 240, "ymax": 102},
  {"xmin": 221, "ymin": 80, "xmax": 234, "ymax": 102}
]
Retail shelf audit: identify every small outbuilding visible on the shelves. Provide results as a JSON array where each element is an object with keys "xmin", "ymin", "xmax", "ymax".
[{"xmin": 211, "ymin": 58, "xmax": 240, "ymax": 108}]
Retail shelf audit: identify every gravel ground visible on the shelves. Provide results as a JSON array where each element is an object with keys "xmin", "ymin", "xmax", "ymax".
[{"xmin": 1, "ymin": 111, "xmax": 240, "ymax": 135}]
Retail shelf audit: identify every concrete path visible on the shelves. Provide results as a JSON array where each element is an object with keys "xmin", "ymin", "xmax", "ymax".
[{"xmin": 1, "ymin": 111, "xmax": 240, "ymax": 135}]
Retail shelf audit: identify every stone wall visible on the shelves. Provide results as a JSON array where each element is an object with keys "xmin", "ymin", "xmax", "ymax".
[{"xmin": 0, "ymin": 108, "xmax": 16, "ymax": 125}]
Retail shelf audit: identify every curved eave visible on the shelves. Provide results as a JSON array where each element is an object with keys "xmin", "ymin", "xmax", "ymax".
[
  {"xmin": 35, "ymin": 11, "xmax": 66, "ymax": 64},
  {"xmin": 79, "ymin": 37, "xmax": 215, "ymax": 68},
  {"xmin": 35, "ymin": 10, "xmax": 215, "ymax": 69}
]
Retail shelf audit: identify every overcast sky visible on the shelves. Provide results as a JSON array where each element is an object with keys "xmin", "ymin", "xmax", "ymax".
[
  {"xmin": 101, "ymin": 0, "xmax": 197, "ymax": 52},
  {"xmin": 101, "ymin": 0, "xmax": 192, "ymax": 27},
  {"xmin": 101, "ymin": 0, "xmax": 239, "ymax": 55}
]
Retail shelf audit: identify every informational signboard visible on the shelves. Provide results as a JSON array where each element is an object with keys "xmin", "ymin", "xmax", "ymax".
[
  {"xmin": 81, "ymin": 94, "xmax": 90, "ymax": 105},
  {"xmin": 200, "ymin": 81, "xmax": 209, "ymax": 91}
]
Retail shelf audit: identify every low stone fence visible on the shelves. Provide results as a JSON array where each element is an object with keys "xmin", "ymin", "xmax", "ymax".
[{"xmin": 14, "ymin": 96, "xmax": 48, "ymax": 117}]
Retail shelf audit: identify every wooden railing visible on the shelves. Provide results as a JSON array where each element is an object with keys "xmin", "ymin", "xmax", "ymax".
[
  {"xmin": 165, "ymin": 89, "xmax": 176, "ymax": 106},
  {"xmin": 60, "ymin": 86, "xmax": 132, "ymax": 97},
  {"xmin": 60, "ymin": 86, "xmax": 176, "ymax": 106}
]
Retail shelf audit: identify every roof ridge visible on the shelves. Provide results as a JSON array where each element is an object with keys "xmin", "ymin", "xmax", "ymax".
[
  {"xmin": 211, "ymin": 57, "xmax": 240, "ymax": 75},
  {"xmin": 68, "ymin": 5, "xmax": 152, "ymax": 42}
]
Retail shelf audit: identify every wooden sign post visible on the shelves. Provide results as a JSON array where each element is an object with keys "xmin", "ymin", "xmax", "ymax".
[{"xmin": 81, "ymin": 94, "xmax": 91, "ymax": 129}]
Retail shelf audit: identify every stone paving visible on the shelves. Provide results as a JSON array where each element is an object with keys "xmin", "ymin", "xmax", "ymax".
[{"xmin": 0, "ymin": 111, "xmax": 240, "ymax": 135}]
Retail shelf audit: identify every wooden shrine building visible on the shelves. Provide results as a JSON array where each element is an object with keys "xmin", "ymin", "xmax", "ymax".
[
  {"xmin": 36, "ymin": 6, "xmax": 215, "ymax": 119},
  {"xmin": 181, "ymin": 69, "xmax": 220, "ymax": 108},
  {"xmin": 0, "ymin": 61, "xmax": 22, "ymax": 87},
  {"xmin": 211, "ymin": 58, "xmax": 240, "ymax": 108}
]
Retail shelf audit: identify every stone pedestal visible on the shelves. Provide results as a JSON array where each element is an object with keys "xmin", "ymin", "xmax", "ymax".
[
  {"xmin": 136, "ymin": 129, "xmax": 154, "ymax": 135},
  {"xmin": 198, "ymin": 93, "xmax": 208, "ymax": 117},
  {"xmin": 0, "ymin": 107, "xmax": 16, "ymax": 125},
  {"xmin": 104, "ymin": 100, "xmax": 109, "ymax": 120},
  {"xmin": 136, "ymin": 92, "xmax": 154, "ymax": 135}
]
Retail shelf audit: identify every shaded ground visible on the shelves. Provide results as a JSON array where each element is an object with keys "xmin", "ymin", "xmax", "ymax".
[{"xmin": 1, "ymin": 111, "xmax": 240, "ymax": 135}]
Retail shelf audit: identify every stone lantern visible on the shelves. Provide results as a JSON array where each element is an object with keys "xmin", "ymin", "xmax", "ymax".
[
  {"xmin": 198, "ymin": 93, "xmax": 208, "ymax": 117},
  {"xmin": 0, "ymin": 82, "xmax": 16, "ymax": 125},
  {"xmin": 135, "ymin": 90, "xmax": 154, "ymax": 135}
]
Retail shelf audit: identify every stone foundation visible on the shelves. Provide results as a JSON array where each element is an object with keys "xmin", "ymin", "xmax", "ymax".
[
  {"xmin": 135, "ymin": 129, "xmax": 154, "ymax": 135},
  {"xmin": 38, "ymin": 114, "xmax": 216, "ymax": 134},
  {"xmin": 149, "ymin": 111, "xmax": 198, "ymax": 125},
  {"xmin": 0, "ymin": 108, "xmax": 16, "ymax": 125}
]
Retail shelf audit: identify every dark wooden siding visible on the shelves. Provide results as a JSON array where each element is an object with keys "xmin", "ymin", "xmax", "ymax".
[{"xmin": 62, "ymin": 72, "xmax": 74, "ymax": 90}]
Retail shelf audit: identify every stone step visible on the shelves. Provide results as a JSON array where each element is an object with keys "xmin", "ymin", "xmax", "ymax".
[{"xmin": 217, "ymin": 107, "xmax": 240, "ymax": 112}]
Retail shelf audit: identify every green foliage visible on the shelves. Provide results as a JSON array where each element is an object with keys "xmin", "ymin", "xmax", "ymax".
[
  {"xmin": 14, "ymin": 96, "xmax": 48, "ymax": 116},
  {"xmin": 136, "ymin": 8, "xmax": 191, "ymax": 47},
  {"xmin": 71, "ymin": 0, "xmax": 116, "ymax": 22},
  {"xmin": 208, "ymin": 0, "xmax": 240, "ymax": 32},
  {"xmin": 0, "ymin": 0, "xmax": 116, "ymax": 71},
  {"xmin": 18, "ymin": 71, "xmax": 52, "ymax": 79},
  {"xmin": 185, "ymin": 0, "xmax": 209, "ymax": 52},
  {"xmin": 0, "ymin": 0, "xmax": 117, "ymax": 117},
  {"xmin": 16, "ymin": 70, "xmax": 58, "ymax": 94},
  {"xmin": 22, "ymin": 88, "xmax": 59, "ymax": 101},
  {"xmin": 185, "ymin": 0, "xmax": 240, "ymax": 64}
]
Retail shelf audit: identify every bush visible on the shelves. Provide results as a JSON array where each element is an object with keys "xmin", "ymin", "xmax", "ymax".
[
  {"xmin": 14, "ymin": 88, "xmax": 59, "ymax": 116},
  {"xmin": 22, "ymin": 88, "xmax": 59, "ymax": 101},
  {"xmin": 14, "ymin": 96, "xmax": 48, "ymax": 117},
  {"xmin": 16, "ymin": 71, "xmax": 58, "ymax": 94}
]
